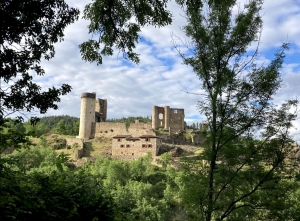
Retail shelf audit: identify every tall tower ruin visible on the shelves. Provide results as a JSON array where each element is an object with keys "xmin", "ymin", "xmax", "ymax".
[
  {"xmin": 152, "ymin": 105, "xmax": 185, "ymax": 133},
  {"xmin": 95, "ymin": 98, "xmax": 107, "ymax": 122},
  {"xmin": 78, "ymin": 92, "xmax": 107, "ymax": 140}
]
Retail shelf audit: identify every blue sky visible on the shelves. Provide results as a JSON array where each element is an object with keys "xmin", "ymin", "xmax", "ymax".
[{"xmin": 28, "ymin": 0, "xmax": 300, "ymax": 137}]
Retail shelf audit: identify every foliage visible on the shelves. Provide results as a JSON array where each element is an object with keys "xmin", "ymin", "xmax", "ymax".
[
  {"xmin": 81, "ymin": 155, "xmax": 174, "ymax": 220},
  {"xmin": 24, "ymin": 121, "xmax": 50, "ymax": 137},
  {"xmin": 156, "ymin": 153, "xmax": 172, "ymax": 168},
  {"xmin": 154, "ymin": 129, "xmax": 169, "ymax": 136},
  {"xmin": 2, "ymin": 142, "xmax": 300, "ymax": 221},
  {"xmin": 39, "ymin": 115, "xmax": 79, "ymax": 131},
  {"xmin": 1, "ymin": 148, "xmax": 114, "ymax": 221},
  {"xmin": 0, "ymin": 170, "xmax": 114, "ymax": 221},
  {"xmin": 175, "ymin": 0, "xmax": 298, "ymax": 219},
  {"xmin": 0, "ymin": 2, "xmax": 84, "ymax": 219},
  {"xmin": 24, "ymin": 115, "xmax": 80, "ymax": 137},
  {"xmin": 0, "ymin": 0, "xmax": 79, "ymax": 122},
  {"xmin": 106, "ymin": 116, "xmax": 151, "ymax": 124},
  {"xmin": 4, "ymin": 147, "xmax": 58, "ymax": 173},
  {"xmin": 80, "ymin": 0, "xmax": 172, "ymax": 64},
  {"xmin": 186, "ymin": 122, "xmax": 201, "ymax": 130},
  {"xmin": 3, "ymin": 153, "xmax": 169, "ymax": 220},
  {"xmin": 0, "ymin": 118, "xmax": 29, "ymax": 153}
]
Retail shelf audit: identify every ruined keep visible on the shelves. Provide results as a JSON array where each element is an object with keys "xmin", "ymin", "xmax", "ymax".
[
  {"xmin": 78, "ymin": 92, "xmax": 154, "ymax": 140},
  {"xmin": 78, "ymin": 92, "xmax": 107, "ymax": 140},
  {"xmin": 78, "ymin": 92, "xmax": 186, "ymax": 141},
  {"xmin": 152, "ymin": 106, "xmax": 185, "ymax": 133}
]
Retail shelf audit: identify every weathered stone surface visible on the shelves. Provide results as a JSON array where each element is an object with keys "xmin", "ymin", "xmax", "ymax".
[
  {"xmin": 112, "ymin": 135, "xmax": 162, "ymax": 158},
  {"xmin": 152, "ymin": 106, "xmax": 185, "ymax": 132}
]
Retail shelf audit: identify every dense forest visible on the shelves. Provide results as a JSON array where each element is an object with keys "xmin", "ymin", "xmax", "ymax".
[
  {"xmin": 24, "ymin": 115, "xmax": 80, "ymax": 137},
  {"xmin": 2, "ymin": 122, "xmax": 300, "ymax": 220},
  {"xmin": 1, "ymin": 141, "xmax": 188, "ymax": 221}
]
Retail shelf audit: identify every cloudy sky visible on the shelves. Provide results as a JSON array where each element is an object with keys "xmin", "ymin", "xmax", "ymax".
[{"xmin": 31, "ymin": 0, "xmax": 300, "ymax": 137}]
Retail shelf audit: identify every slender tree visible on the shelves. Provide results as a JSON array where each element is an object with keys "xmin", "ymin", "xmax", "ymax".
[
  {"xmin": 174, "ymin": 0, "xmax": 298, "ymax": 220},
  {"xmin": 81, "ymin": 0, "xmax": 298, "ymax": 220}
]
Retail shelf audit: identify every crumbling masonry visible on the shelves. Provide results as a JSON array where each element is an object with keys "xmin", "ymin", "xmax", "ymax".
[
  {"xmin": 152, "ymin": 106, "xmax": 185, "ymax": 133},
  {"xmin": 78, "ymin": 92, "xmax": 186, "ymax": 157},
  {"xmin": 78, "ymin": 92, "xmax": 107, "ymax": 140}
]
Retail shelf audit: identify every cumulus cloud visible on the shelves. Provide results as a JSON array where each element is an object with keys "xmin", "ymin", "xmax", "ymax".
[{"xmin": 26, "ymin": 0, "xmax": 300, "ymax": 138}]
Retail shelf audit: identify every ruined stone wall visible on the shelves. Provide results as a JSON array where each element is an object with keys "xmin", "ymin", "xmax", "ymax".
[
  {"xmin": 128, "ymin": 122, "xmax": 155, "ymax": 136},
  {"xmin": 169, "ymin": 108, "xmax": 185, "ymax": 132},
  {"xmin": 65, "ymin": 138, "xmax": 88, "ymax": 159},
  {"xmin": 94, "ymin": 122, "xmax": 155, "ymax": 138},
  {"xmin": 152, "ymin": 105, "xmax": 185, "ymax": 132},
  {"xmin": 95, "ymin": 98, "xmax": 107, "ymax": 122},
  {"xmin": 94, "ymin": 122, "xmax": 128, "ymax": 137},
  {"xmin": 159, "ymin": 131, "xmax": 205, "ymax": 145},
  {"xmin": 152, "ymin": 106, "xmax": 165, "ymax": 129},
  {"xmin": 112, "ymin": 137, "xmax": 161, "ymax": 157},
  {"xmin": 65, "ymin": 138, "xmax": 84, "ymax": 148}
]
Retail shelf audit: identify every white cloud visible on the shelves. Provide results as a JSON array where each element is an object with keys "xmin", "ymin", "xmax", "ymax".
[{"xmin": 24, "ymin": 0, "xmax": 300, "ymax": 139}]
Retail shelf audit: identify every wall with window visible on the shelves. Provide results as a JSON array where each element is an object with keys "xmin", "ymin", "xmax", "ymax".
[
  {"xmin": 112, "ymin": 136, "xmax": 161, "ymax": 158},
  {"xmin": 152, "ymin": 105, "xmax": 185, "ymax": 132}
]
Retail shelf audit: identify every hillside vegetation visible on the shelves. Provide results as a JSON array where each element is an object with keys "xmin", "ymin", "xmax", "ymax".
[{"xmin": 2, "ymin": 116, "xmax": 300, "ymax": 220}]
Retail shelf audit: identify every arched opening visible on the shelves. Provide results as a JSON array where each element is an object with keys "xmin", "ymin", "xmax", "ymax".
[{"xmin": 159, "ymin": 113, "xmax": 163, "ymax": 120}]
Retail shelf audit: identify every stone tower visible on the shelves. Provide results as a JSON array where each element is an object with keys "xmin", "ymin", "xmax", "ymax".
[
  {"xmin": 152, "ymin": 105, "xmax": 185, "ymax": 132},
  {"xmin": 78, "ymin": 92, "xmax": 108, "ymax": 140},
  {"xmin": 79, "ymin": 92, "xmax": 96, "ymax": 140}
]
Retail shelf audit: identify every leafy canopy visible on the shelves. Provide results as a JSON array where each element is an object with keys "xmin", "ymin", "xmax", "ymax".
[
  {"xmin": 0, "ymin": 0, "xmax": 79, "ymax": 123},
  {"xmin": 80, "ymin": 0, "xmax": 172, "ymax": 64}
]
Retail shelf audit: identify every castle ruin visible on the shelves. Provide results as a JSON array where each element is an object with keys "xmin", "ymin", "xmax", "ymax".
[
  {"xmin": 78, "ymin": 92, "xmax": 107, "ymax": 140},
  {"xmin": 78, "ymin": 92, "xmax": 186, "ymax": 137},
  {"xmin": 152, "ymin": 106, "xmax": 185, "ymax": 133},
  {"xmin": 77, "ymin": 92, "xmax": 189, "ymax": 157}
]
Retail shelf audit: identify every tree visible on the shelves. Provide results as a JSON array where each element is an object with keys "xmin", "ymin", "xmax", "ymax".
[
  {"xmin": 54, "ymin": 119, "xmax": 67, "ymax": 134},
  {"xmin": 80, "ymin": 0, "xmax": 172, "ymax": 64},
  {"xmin": 0, "ymin": 118, "xmax": 28, "ymax": 152},
  {"xmin": 0, "ymin": 0, "xmax": 79, "ymax": 124},
  {"xmin": 81, "ymin": 0, "xmax": 298, "ymax": 220},
  {"xmin": 0, "ymin": 1, "xmax": 80, "ymax": 218},
  {"xmin": 174, "ymin": 0, "xmax": 298, "ymax": 220},
  {"xmin": 24, "ymin": 121, "xmax": 50, "ymax": 137}
]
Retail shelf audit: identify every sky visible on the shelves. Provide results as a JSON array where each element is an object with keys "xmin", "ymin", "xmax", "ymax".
[{"xmin": 28, "ymin": 0, "xmax": 300, "ymax": 139}]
